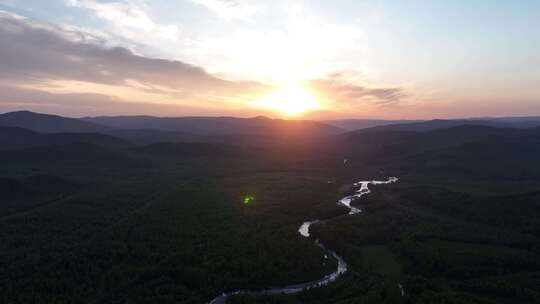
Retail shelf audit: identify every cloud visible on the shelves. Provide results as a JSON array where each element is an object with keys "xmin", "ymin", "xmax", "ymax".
[
  {"xmin": 186, "ymin": 4, "xmax": 366, "ymax": 83},
  {"xmin": 0, "ymin": 85, "xmax": 221, "ymax": 116},
  {"xmin": 66, "ymin": 0, "xmax": 179, "ymax": 41},
  {"xmin": 191, "ymin": 0, "xmax": 262, "ymax": 21},
  {"xmin": 0, "ymin": 10, "xmax": 268, "ymax": 102},
  {"xmin": 309, "ymin": 73, "xmax": 405, "ymax": 105},
  {"xmin": 0, "ymin": 84, "xmax": 121, "ymax": 109},
  {"xmin": 0, "ymin": 9, "xmax": 405, "ymax": 118}
]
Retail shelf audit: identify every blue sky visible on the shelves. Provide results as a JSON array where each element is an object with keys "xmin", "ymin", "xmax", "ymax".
[{"xmin": 0, "ymin": 0, "xmax": 538, "ymax": 118}]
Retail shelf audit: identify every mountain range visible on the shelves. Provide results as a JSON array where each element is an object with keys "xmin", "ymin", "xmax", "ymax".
[{"xmin": 3, "ymin": 109, "xmax": 540, "ymax": 304}]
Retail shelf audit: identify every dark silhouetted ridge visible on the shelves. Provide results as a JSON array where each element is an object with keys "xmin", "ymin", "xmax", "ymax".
[
  {"xmin": 0, "ymin": 111, "xmax": 111, "ymax": 133},
  {"xmin": 84, "ymin": 115, "xmax": 342, "ymax": 137}
]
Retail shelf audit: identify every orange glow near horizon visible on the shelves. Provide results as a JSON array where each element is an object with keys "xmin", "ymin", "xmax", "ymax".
[{"xmin": 254, "ymin": 83, "xmax": 321, "ymax": 116}]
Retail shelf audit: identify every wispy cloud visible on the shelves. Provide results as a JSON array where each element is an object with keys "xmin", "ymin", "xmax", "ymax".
[
  {"xmin": 186, "ymin": 3, "xmax": 366, "ymax": 83},
  {"xmin": 0, "ymin": 84, "xmax": 238, "ymax": 117},
  {"xmin": 0, "ymin": 10, "xmax": 269, "ymax": 113},
  {"xmin": 0, "ymin": 9, "xmax": 408, "ymax": 117},
  {"xmin": 66, "ymin": 0, "xmax": 179, "ymax": 41},
  {"xmin": 309, "ymin": 73, "xmax": 406, "ymax": 106},
  {"xmin": 191, "ymin": 0, "xmax": 262, "ymax": 22}
]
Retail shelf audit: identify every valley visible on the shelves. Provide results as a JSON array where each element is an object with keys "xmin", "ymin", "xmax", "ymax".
[{"xmin": 1, "ymin": 111, "xmax": 540, "ymax": 303}]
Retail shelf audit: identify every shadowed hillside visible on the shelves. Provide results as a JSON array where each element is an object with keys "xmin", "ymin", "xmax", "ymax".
[
  {"xmin": 0, "ymin": 126, "xmax": 128, "ymax": 150},
  {"xmin": 84, "ymin": 115, "xmax": 342, "ymax": 137},
  {"xmin": 0, "ymin": 142, "xmax": 138, "ymax": 168},
  {"xmin": 1, "ymin": 112, "xmax": 540, "ymax": 304}
]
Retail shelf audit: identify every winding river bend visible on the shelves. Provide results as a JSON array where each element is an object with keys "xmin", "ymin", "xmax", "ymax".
[{"xmin": 208, "ymin": 177, "xmax": 399, "ymax": 304}]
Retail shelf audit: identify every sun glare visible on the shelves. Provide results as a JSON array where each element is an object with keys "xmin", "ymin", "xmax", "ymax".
[{"xmin": 255, "ymin": 84, "xmax": 320, "ymax": 116}]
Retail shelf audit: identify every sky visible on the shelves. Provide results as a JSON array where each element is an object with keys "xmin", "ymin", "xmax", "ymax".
[{"xmin": 0, "ymin": 0, "xmax": 539, "ymax": 119}]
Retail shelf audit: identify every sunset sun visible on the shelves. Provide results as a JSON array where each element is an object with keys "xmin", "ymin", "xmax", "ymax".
[{"xmin": 255, "ymin": 84, "xmax": 321, "ymax": 116}]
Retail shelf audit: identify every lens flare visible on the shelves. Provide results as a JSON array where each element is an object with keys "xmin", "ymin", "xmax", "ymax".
[{"xmin": 243, "ymin": 195, "xmax": 255, "ymax": 205}]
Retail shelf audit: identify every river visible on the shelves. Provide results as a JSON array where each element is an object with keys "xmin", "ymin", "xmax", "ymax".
[{"xmin": 208, "ymin": 177, "xmax": 399, "ymax": 304}]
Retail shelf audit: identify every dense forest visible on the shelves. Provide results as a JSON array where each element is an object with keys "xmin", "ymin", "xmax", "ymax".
[{"xmin": 1, "ymin": 111, "xmax": 540, "ymax": 303}]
